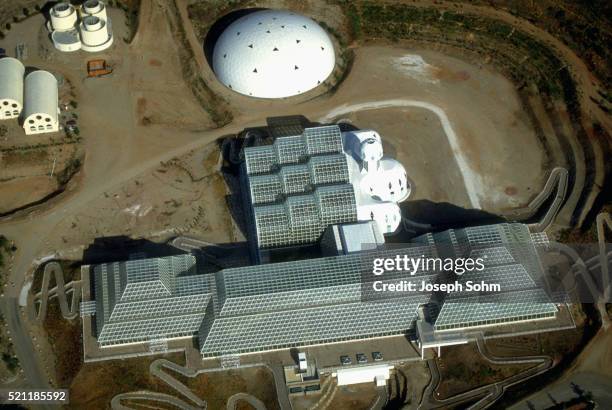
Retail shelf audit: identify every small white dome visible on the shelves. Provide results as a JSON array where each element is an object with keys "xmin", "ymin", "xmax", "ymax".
[
  {"xmin": 359, "ymin": 137, "xmax": 383, "ymax": 162},
  {"xmin": 360, "ymin": 158, "xmax": 410, "ymax": 203},
  {"xmin": 212, "ymin": 9, "xmax": 335, "ymax": 98}
]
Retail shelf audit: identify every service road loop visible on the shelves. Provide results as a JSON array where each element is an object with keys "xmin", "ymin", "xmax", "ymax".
[{"xmin": 319, "ymin": 99, "xmax": 483, "ymax": 209}]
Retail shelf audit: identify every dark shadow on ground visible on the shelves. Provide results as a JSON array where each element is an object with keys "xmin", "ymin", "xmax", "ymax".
[
  {"xmin": 41, "ymin": 2, "xmax": 57, "ymax": 17},
  {"xmin": 82, "ymin": 235, "xmax": 252, "ymax": 271}
]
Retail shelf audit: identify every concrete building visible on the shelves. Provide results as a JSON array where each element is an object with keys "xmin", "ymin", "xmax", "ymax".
[
  {"xmin": 23, "ymin": 71, "xmax": 59, "ymax": 135},
  {"xmin": 336, "ymin": 365, "xmax": 392, "ymax": 387},
  {"xmin": 0, "ymin": 57, "xmax": 24, "ymax": 120},
  {"xmin": 212, "ymin": 9, "xmax": 335, "ymax": 98},
  {"xmin": 321, "ymin": 221, "xmax": 385, "ymax": 255},
  {"xmin": 345, "ymin": 129, "xmax": 410, "ymax": 234}
]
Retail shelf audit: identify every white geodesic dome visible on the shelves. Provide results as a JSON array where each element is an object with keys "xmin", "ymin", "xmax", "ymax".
[{"xmin": 212, "ymin": 9, "xmax": 335, "ymax": 98}]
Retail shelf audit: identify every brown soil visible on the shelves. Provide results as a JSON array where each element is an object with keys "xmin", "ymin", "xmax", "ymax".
[
  {"xmin": 2, "ymin": 149, "xmax": 48, "ymax": 166},
  {"xmin": 149, "ymin": 58, "xmax": 163, "ymax": 67},
  {"xmin": 0, "ymin": 177, "xmax": 58, "ymax": 214},
  {"xmin": 328, "ymin": 383, "xmax": 379, "ymax": 410},
  {"xmin": 436, "ymin": 342, "xmax": 534, "ymax": 399},
  {"xmin": 43, "ymin": 302, "xmax": 82, "ymax": 389},
  {"xmin": 69, "ymin": 353, "xmax": 185, "ymax": 409},
  {"xmin": 487, "ymin": 324, "xmax": 585, "ymax": 364},
  {"xmin": 183, "ymin": 366, "xmax": 280, "ymax": 410}
]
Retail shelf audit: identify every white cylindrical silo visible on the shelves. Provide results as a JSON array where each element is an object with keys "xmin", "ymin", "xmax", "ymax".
[
  {"xmin": 0, "ymin": 57, "xmax": 25, "ymax": 120},
  {"xmin": 80, "ymin": 0, "xmax": 108, "ymax": 22},
  {"xmin": 50, "ymin": 2, "xmax": 78, "ymax": 31},
  {"xmin": 80, "ymin": 15, "xmax": 113, "ymax": 52},
  {"xmin": 23, "ymin": 71, "xmax": 59, "ymax": 135}
]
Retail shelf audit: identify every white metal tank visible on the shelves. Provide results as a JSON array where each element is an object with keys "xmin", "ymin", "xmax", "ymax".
[
  {"xmin": 79, "ymin": 15, "xmax": 113, "ymax": 51},
  {"xmin": 80, "ymin": 15, "xmax": 113, "ymax": 52},
  {"xmin": 23, "ymin": 71, "xmax": 59, "ymax": 135},
  {"xmin": 0, "ymin": 57, "xmax": 25, "ymax": 120},
  {"xmin": 50, "ymin": 2, "xmax": 78, "ymax": 31},
  {"xmin": 80, "ymin": 0, "xmax": 108, "ymax": 22}
]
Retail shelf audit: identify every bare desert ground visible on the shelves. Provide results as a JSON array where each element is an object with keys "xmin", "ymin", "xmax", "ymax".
[
  {"xmin": 48, "ymin": 142, "xmax": 238, "ymax": 250},
  {"xmin": 320, "ymin": 47, "xmax": 551, "ymax": 211}
]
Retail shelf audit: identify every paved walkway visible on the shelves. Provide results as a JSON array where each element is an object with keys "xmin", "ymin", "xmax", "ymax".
[
  {"xmin": 33, "ymin": 261, "xmax": 80, "ymax": 322},
  {"xmin": 111, "ymin": 391, "xmax": 200, "ymax": 410},
  {"xmin": 419, "ymin": 334, "xmax": 552, "ymax": 409},
  {"xmin": 112, "ymin": 358, "xmax": 289, "ymax": 410}
]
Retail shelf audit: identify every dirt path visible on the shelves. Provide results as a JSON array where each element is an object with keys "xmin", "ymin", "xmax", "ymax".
[{"xmin": 378, "ymin": 0, "xmax": 608, "ymax": 229}]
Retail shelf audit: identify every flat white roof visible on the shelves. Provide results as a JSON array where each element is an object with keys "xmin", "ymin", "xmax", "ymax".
[{"xmin": 336, "ymin": 364, "xmax": 392, "ymax": 386}]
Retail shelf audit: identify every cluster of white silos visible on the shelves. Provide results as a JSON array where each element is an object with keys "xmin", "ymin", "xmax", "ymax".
[
  {"xmin": 49, "ymin": 1, "xmax": 113, "ymax": 52},
  {"xmin": 0, "ymin": 57, "xmax": 59, "ymax": 135}
]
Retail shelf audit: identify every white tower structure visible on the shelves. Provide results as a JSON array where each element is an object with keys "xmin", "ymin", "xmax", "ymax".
[
  {"xmin": 49, "ymin": 2, "xmax": 78, "ymax": 31},
  {"xmin": 0, "ymin": 57, "xmax": 25, "ymax": 120},
  {"xmin": 79, "ymin": 15, "xmax": 113, "ymax": 52},
  {"xmin": 212, "ymin": 9, "xmax": 335, "ymax": 98},
  {"xmin": 343, "ymin": 130, "xmax": 411, "ymax": 234},
  {"xmin": 80, "ymin": 0, "xmax": 109, "ymax": 21},
  {"xmin": 23, "ymin": 71, "xmax": 59, "ymax": 135}
]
